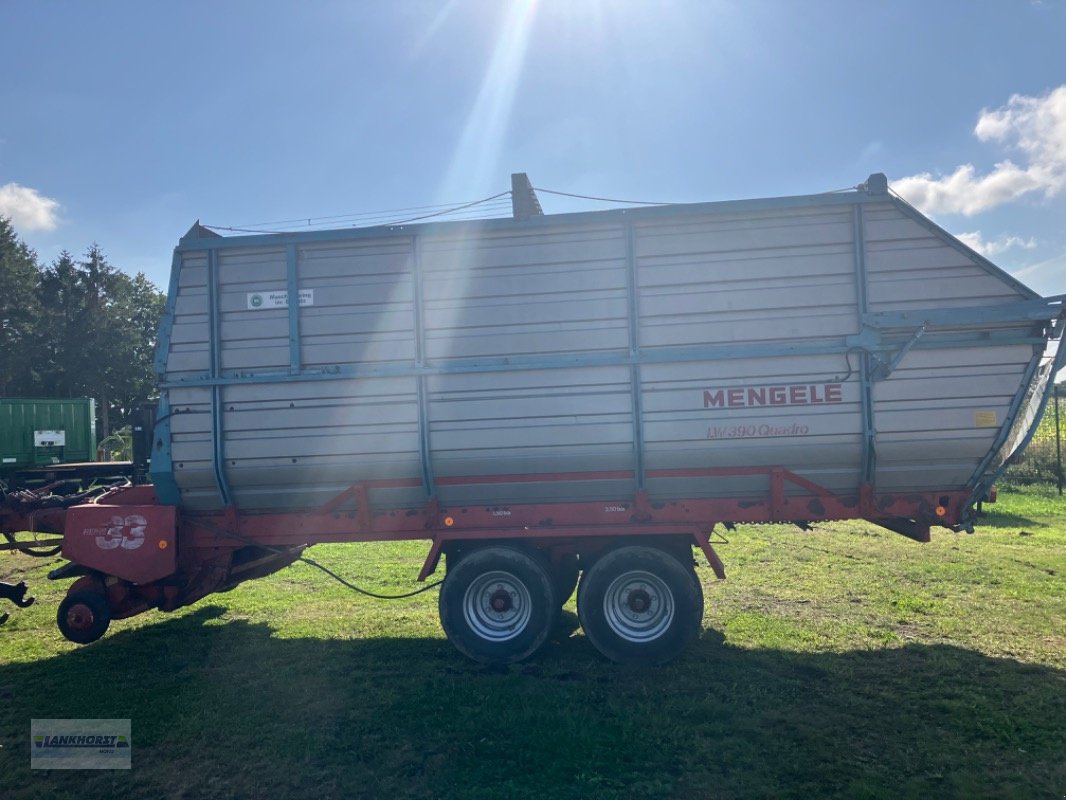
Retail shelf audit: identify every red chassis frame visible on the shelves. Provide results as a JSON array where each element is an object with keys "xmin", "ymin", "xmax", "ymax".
[{"xmin": 34, "ymin": 465, "xmax": 974, "ymax": 624}]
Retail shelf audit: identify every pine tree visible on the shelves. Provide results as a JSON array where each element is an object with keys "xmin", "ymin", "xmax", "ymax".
[
  {"xmin": 0, "ymin": 217, "xmax": 43, "ymax": 396},
  {"xmin": 37, "ymin": 245, "xmax": 166, "ymax": 437}
]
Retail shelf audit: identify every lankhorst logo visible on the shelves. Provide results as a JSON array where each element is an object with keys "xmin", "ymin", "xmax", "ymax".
[
  {"xmin": 35, "ymin": 734, "xmax": 129, "ymax": 748},
  {"xmin": 31, "ymin": 719, "xmax": 131, "ymax": 769}
]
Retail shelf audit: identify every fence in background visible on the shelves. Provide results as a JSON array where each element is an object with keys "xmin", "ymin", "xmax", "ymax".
[{"xmin": 1002, "ymin": 384, "xmax": 1064, "ymax": 492}]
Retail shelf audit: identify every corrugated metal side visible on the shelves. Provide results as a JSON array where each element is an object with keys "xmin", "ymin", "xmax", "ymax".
[
  {"xmin": 642, "ymin": 354, "xmax": 862, "ymax": 498},
  {"xmin": 158, "ymin": 193, "xmax": 1047, "ymax": 511},
  {"xmin": 0, "ymin": 398, "xmax": 96, "ymax": 468},
  {"xmin": 168, "ymin": 378, "xmax": 420, "ymax": 511},
  {"xmin": 872, "ymin": 345, "xmax": 1033, "ymax": 490},
  {"xmin": 860, "ymin": 200, "xmax": 1036, "ymax": 490},
  {"xmin": 165, "ymin": 250, "xmax": 210, "ymax": 380},
  {"xmin": 427, "ymin": 366, "xmax": 635, "ymax": 505},
  {"xmin": 421, "ymin": 224, "xmax": 632, "ymax": 504},
  {"xmin": 636, "ymin": 206, "xmax": 858, "ymax": 347},
  {"xmin": 166, "ymin": 236, "xmax": 420, "ymax": 510},
  {"xmin": 299, "ymin": 239, "xmax": 416, "ymax": 368},
  {"xmin": 420, "ymin": 224, "xmax": 628, "ymax": 359},
  {"xmin": 633, "ymin": 205, "xmax": 862, "ymax": 498},
  {"xmin": 863, "ymin": 202, "xmax": 1025, "ymax": 311}
]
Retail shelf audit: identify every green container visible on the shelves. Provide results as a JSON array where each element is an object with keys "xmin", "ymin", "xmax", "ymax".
[{"xmin": 0, "ymin": 398, "xmax": 97, "ymax": 470}]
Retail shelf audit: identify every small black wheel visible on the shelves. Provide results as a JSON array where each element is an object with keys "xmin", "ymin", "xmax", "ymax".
[
  {"xmin": 577, "ymin": 545, "xmax": 703, "ymax": 665},
  {"xmin": 57, "ymin": 590, "xmax": 111, "ymax": 644},
  {"xmin": 550, "ymin": 554, "xmax": 580, "ymax": 607},
  {"xmin": 439, "ymin": 545, "xmax": 555, "ymax": 665}
]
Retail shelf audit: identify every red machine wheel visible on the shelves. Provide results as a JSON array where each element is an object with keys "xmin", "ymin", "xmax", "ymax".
[{"xmin": 57, "ymin": 590, "xmax": 111, "ymax": 644}]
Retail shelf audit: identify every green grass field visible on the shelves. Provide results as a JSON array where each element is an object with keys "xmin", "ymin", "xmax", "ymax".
[{"xmin": 1, "ymin": 486, "xmax": 1063, "ymax": 799}]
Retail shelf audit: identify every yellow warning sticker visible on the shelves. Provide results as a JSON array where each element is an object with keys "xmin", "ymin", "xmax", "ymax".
[{"xmin": 975, "ymin": 411, "xmax": 999, "ymax": 428}]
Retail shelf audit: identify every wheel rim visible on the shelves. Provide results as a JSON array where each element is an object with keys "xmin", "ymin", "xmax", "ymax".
[
  {"xmin": 65, "ymin": 603, "xmax": 95, "ymax": 632},
  {"xmin": 602, "ymin": 569, "xmax": 675, "ymax": 642},
  {"xmin": 462, "ymin": 570, "xmax": 532, "ymax": 642}
]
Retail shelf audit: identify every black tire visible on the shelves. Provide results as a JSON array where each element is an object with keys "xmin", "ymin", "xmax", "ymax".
[
  {"xmin": 57, "ymin": 590, "xmax": 111, "ymax": 644},
  {"xmin": 439, "ymin": 545, "xmax": 555, "ymax": 665},
  {"xmin": 550, "ymin": 554, "xmax": 581, "ymax": 607},
  {"xmin": 577, "ymin": 545, "xmax": 703, "ymax": 665}
]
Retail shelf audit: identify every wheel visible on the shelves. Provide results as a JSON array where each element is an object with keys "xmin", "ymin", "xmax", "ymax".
[
  {"xmin": 577, "ymin": 545, "xmax": 703, "ymax": 665},
  {"xmin": 439, "ymin": 545, "xmax": 555, "ymax": 665},
  {"xmin": 550, "ymin": 553, "xmax": 580, "ymax": 607},
  {"xmin": 57, "ymin": 590, "xmax": 111, "ymax": 644}
]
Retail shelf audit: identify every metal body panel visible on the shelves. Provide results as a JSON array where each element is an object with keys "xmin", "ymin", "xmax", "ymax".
[
  {"xmin": 154, "ymin": 184, "xmax": 1060, "ymax": 514},
  {"xmin": 62, "ymin": 502, "xmax": 176, "ymax": 584}
]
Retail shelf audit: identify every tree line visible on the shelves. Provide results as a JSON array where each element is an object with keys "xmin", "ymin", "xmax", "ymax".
[{"xmin": 0, "ymin": 216, "xmax": 165, "ymax": 438}]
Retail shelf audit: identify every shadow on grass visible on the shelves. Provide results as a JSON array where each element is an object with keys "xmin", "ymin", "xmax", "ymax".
[
  {"xmin": 1, "ymin": 608, "xmax": 1062, "ymax": 800},
  {"xmin": 975, "ymin": 508, "xmax": 1049, "ymax": 530}
]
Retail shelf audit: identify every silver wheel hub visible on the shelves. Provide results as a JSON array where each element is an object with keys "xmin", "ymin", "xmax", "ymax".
[
  {"xmin": 462, "ymin": 570, "xmax": 532, "ymax": 642},
  {"xmin": 603, "ymin": 570, "xmax": 674, "ymax": 642}
]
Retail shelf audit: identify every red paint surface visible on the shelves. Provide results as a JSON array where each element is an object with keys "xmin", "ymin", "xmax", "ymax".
[{"xmin": 63, "ymin": 504, "xmax": 177, "ymax": 584}]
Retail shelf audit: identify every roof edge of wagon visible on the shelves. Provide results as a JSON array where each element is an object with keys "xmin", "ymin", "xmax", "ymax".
[
  {"xmin": 175, "ymin": 174, "xmax": 886, "ymax": 250},
  {"xmin": 174, "ymin": 173, "xmax": 1043, "ymax": 301}
]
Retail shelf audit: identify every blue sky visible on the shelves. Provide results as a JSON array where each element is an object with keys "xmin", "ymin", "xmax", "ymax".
[{"xmin": 1, "ymin": 0, "xmax": 1064, "ymax": 298}]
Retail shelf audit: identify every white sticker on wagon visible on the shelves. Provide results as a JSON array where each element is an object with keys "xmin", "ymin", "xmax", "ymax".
[{"xmin": 246, "ymin": 289, "xmax": 313, "ymax": 310}]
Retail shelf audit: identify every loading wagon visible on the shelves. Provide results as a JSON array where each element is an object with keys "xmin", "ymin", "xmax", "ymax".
[{"xmin": 2, "ymin": 173, "xmax": 1062, "ymax": 664}]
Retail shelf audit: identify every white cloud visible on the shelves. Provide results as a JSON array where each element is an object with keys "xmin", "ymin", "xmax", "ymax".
[
  {"xmin": 0, "ymin": 182, "xmax": 61, "ymax": 231},
  {"xmin": 956, "ymin": 230, "xmax": 1038, "ymax": 257},
  {"xmin": 894, "ymin": 85, "xmax": 1066, "ymax": 215}
]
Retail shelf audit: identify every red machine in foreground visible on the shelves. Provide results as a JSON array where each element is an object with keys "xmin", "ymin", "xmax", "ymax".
[{"xmin": 2, "ymin": 175, "xmax": 1063, "ymax": 664}]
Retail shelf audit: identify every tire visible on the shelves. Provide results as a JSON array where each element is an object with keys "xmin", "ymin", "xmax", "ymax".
[
  {"xmin": 551, "ymin": 554, "xmax": 581, "ymax": 607},
  {"xmin": 439, "ymin": 546, "xmax": 556, "ymax": 665},
  {"xmin": 577, "ymin": 545, "xmax": 703, "ymax": 665},
  {"xmin": 57, "ymin": 590, "xmax": 111, "ymax": 644}
]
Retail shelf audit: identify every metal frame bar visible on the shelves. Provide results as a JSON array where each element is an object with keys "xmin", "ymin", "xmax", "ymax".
[
  {"xmin": 852, "ymin": 205, "xmax": 877, "ymax": 487},
  {"xmin": 624, "ymin": 222, "xmax": 646, "ymax": 490},
  {"xmin": 286, "ymin": 244, "xmax": 301, "ymax": 374},
  {"xmin": 148, "ymin": 394, "xmax": 180, "ymax": 504},
  {"xmin": 411, "ymin": 234, "xmax": 435, "ymax": 498},
  {"xmin": 206, "ymin": 249, "xmax": 233, "ymax": 507},
  {"xmin": 156, "ymin": 328, "xmax": 1044, "ymax": 389},
  {"xmin": 171, "ymin": 464, "xmax": 973, "ymax": 557},
  {"xmin": 863, "ymin": 296, "xmax": 1064, "ymax": 329},
  {"xmin": 150, "ymin": 250, "xmax": 186, "ymax": 504}
]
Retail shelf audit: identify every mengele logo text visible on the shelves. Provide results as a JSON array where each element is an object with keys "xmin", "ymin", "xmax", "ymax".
[{"xmin": 703, "ymin": 383, "xmax": 843, "ymax": 409}]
